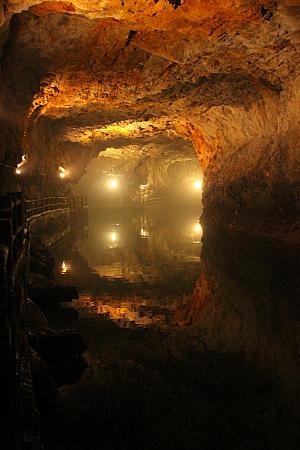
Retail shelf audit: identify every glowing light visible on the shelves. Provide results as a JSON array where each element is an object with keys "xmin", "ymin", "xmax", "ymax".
[
  {"xmin": 194, "ymin": 223, "xmax": 202, "ymax": 233},
  {"xmin": 187, "ymin": 222, "xmax": 203, "ymax": 243},
  {"xmin": 111, "ymin": 232, "xmax": 118, "ymax": 242},
  {"xmin": 140, "ymin": 228, "xmax": 149, "ymax": 238},
  {"xmin": 108, "ymin": 178, "xmax": 118, "ymax": 189},
  {"xmin": 139, "ymin": 184, "xmax": 148, "ymax": 190},
  {"xmin": 16, "ymin": 154, "xmax": 28, "ymax": 174},
  {"xmin": 61, "ymin": 260, "xmax": 71, "ymax": 274},
  {"xmin": 189, "ymin": 222, "xmax": 203, "ymax": 243},
  {"xmin": 58, "ymin": 166, "xmax": 69, "ymax": 178},
  {"xmin": 193, "ymin": 180, "xmax": 202, "ymax": 190},
  {"xmin": 61, "ymin": 261, "xmax": 67, "ymax": 273}
]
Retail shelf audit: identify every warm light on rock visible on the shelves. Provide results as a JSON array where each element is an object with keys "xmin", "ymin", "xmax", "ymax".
[
  {"xmin": 0, "ymin": 0, "xmax": 298, "ymax": 243},
  {"xmin": 193, "ymin": 180, "xmax": 202, "ymax": 190},
  {"xmin": 108, "ymin": 178, "xmax": 118, "ymax": 189},
  {"xmin": 58, "ymin": 166, "xmax": 70, "ymax": 178}
]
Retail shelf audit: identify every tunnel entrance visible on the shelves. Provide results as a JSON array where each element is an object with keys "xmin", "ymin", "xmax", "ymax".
[{"xmin": 78, "ymin": 137, "xmax": 203, "ymax": 213}]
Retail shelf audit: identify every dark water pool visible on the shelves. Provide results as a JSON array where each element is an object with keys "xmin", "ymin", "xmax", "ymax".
[{"xmin": 45, "ymin": 208, "xmax": 300, "ymax": 450}]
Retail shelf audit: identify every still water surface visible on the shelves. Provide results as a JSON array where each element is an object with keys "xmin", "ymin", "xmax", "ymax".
[
  {"xmin": 55, "ymin": 209, "xmax": 203, "ymax": 328},
  {"xmin": 46, "ymin": 208, "xmax": 300, "ymax": 450}
]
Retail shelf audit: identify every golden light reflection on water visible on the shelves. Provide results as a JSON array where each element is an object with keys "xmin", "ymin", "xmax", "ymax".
[
  {"xmin": 189, "ymin": 222, "xmax": 203, "ymax": 243},
  {"xmin": 140, "ymin": 227, "xmax": 149, "ymax": 238},
  {"xmin": 111, "ymin": 231, "xmax": 118, "ymax": 242},
  {"xmin": 58, "ymin": 213, "xmax": 203, "ymax": 327},
  {"xmin": 93, "ymin": 262, "xmax": 124, "ymax": 278},
  {"xmin": 61, "ymin": 260, "xmax": 71, "ymax": 274},
  {"xmin": 75, "ymin": 294, "xmax": 183, "ymax": 328}
]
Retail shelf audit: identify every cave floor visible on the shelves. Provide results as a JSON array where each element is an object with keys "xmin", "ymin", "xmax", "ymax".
[{"xmin": 43, "ymin": 207, "xmax": 300, "ymax": 450}]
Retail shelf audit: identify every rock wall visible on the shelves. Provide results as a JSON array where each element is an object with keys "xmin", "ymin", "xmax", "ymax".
[
  {"xmin": 176, "ymin": 227, "xmax": 300, "ymax": 414},
  {"xmin": 188, "ymin": 77, "xmax": 300, "ymax": 242},
  {"xmin": 0, "ymin": 0, "xmax": 299, "ymax": 240}
]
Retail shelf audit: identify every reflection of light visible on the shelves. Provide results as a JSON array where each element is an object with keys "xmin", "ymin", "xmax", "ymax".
[
  {"xmin": 193, "ymin": 180, "xmax": 202, "ymax": 190},
  {"xmin": 189, "ymin": 222, "xmax": 203, "ymax": 243},
  {"xmin": 194, "ymin": 223, "xmax": 202, "ymax": 233},
  {"xmin": 140, "ymin": 227, "xmax": 149, "ymax": 238},
  {"xmin": 58, "ymin": 166, "xmax": 69, "ymax": 178},
  {"xmin": 61, "ymin": 260, "xmax": 71, "ymax": 274},
  {"xmin": 139, "ymin": 184, "xmax": 148, "ymax": 190},
  {"xmin": 15, "ymin": 168, "xmax": 21, "ymax": 175},
  {"xmin": 111, "ymin": 231, "xmax": 118, "ymax": 242},
  {"xmin": 108, "ymin": 178, "xmax": 118, "ymax": 189}
]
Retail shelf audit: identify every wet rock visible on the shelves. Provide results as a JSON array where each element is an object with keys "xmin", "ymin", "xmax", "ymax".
[
  {"xmin": 29, "ymin": 329, "xmax": 87, "ymax": 386},
  {"xmin": 29, "ymin": 271, "xmax": 54, "ymax": 288},
  {"xmin": 25, "ymin": 298, "xmax": 49, "ymax": 330},
  {"xmin": 30, "ymin": 351, "xmax": 57, "ymax": 410},
  {"xmin": 30, "ymin": 258, "xmax": 54, "ymax": 279},
  {"xmin": 29, "ymin": 285, "xmax": 79, "ymax": 307}
]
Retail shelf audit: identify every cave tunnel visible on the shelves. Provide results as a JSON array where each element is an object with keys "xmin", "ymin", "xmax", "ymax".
[{"xmin": 0, "ymin": 1, "xmax": 300, "ymax": 449}]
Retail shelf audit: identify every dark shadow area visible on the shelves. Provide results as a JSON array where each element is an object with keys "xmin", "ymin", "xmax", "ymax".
[{"xmin": 39, "ymin": 210, "xmax": 300, "ymax": 450}]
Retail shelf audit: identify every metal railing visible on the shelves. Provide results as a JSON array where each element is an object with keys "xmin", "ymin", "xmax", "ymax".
[
  {"xmin": 0, "ymin": 192, "xmax": 26, "ymax": 273},
  {"xmin": 25, "ymin": 195, "xmax": 86, "ymax": 222},
  {"xmin": 145, "ymin": 196, "xmax": 162, "ymax": 206},
  {"xmin": 0, "ymin": 193, "xmax": 87, "ymax": 272}
]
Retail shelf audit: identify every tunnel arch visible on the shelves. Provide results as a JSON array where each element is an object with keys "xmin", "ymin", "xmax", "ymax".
[
  {"xmin": 76, "ymin": 135, "xmax": 203, "ymax": 211},
  {"xmin": 0, "ymin": 1, "xmax": 299, "ymax": 241}
]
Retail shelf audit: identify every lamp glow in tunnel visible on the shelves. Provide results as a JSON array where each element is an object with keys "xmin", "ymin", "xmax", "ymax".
[
  {"xmin": 108, "ymin": 177, "xmax": 119, "ymax": 189},
  {"xmin": 61, "ymin": 260, "xmax": 71, "ymax": 274},
  {"xmin": 16, "ymin": 154, "xmax": 28, "ymax": 175},
  {"xmin": 111, "ymin": 231, "xmax": 118, "ymax": 242},
  {"xmin": 193, "ymin": 180, "xmax": 202, "ymax": 190},
  {"xmin": 59, "ymin": 166, "xmax": 70, "ymax": 179},
  {"xmin": 189, "ymin": 222, "xmax": 203, "ymax": 243},
  {"xmin": 193, "ymin": 223, "xmax": 202, "ymax": 233},
  {"xmin": 140, "ymin": 227, "xmax": 149, "ymax": 238}
]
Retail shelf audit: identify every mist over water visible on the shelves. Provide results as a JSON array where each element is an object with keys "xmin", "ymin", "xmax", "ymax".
[
  {"xmin": 54, "ymin": 206, "xmax": 202, "ymax": 327},
  {"xmin": 46, "ymin": 204, "xmax": 300, "ymax": 450}
]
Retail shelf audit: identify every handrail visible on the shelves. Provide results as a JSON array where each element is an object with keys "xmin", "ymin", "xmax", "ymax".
[
  {"xmin": 0, "ymin": 193, "xmax": 87, "ymax": 266},
  {"xmin": 25, "ymin": 195, "xmax": 87, "ymax": 222}
]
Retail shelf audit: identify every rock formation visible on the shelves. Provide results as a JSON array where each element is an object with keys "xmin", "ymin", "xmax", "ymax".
[{"xmin": 0, "ymin": 0, "xmax": 299, "ymax": 240}]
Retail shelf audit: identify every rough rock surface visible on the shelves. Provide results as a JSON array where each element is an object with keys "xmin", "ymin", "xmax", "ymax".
[
  {"xmin": 0, "ymin": 0, "xmax": 299, "ymax": 240},
  {"xmin": 79, "ymin": 137, "xmax": 201, "ymax": 201}
]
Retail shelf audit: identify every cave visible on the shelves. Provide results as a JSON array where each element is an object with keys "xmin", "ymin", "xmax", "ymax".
[{"xmin": 0, "ymin": 1, "xmax": 299, "ymax": 449}]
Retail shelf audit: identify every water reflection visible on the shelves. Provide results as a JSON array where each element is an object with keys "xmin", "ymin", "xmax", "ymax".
[
  {"xmin": 61, "ymin": 260, "xmax": 71, "ymax": 275},
  {"xmin": 48, "ymin": 211, "xmax": 300, "ymax": 450},
  {"xmin": 54, "ymin": 215, "xmax": 300, "ymax": 407},
  {"xmin": 78, "ymin": 294, "xmax": 174, "ymax": 328},
  {"xmin": 55, "ymin": 209, "xmax": 202, "ymax": 327}
]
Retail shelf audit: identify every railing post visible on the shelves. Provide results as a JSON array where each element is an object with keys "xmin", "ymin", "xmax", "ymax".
[{"xmin": 24, "ymin": 194, "xmax": 86, "ymax": 223}]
